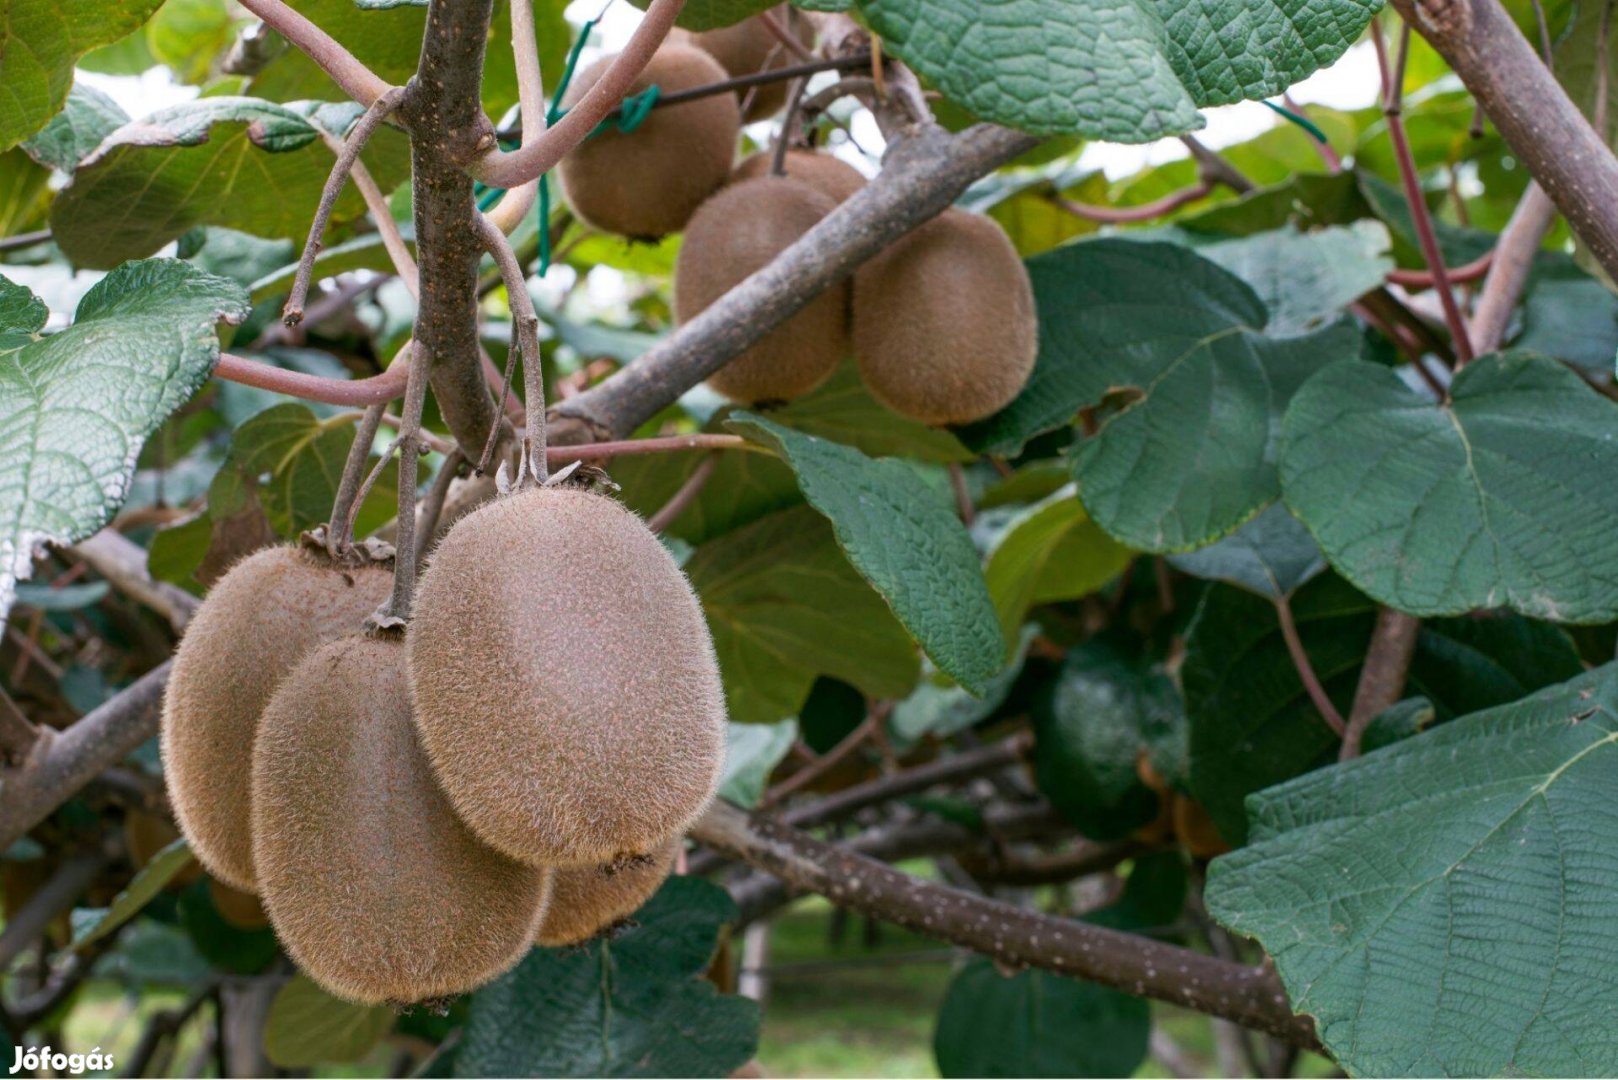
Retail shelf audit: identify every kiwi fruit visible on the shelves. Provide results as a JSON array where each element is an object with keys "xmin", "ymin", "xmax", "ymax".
[
  {"xmin": 731, "ymin": 149, "xmax": 866, "ymax": 204},
  {"xmin": 676, "ymin": 176, "xmax": 847, "ymax": 403},
  {"xmin": 853, "ymin": 208, "xmax": 1038, "ymax": 425},
  {"xmin": 558, "ymin": 44, "xmax": 740, "ymax": 239},
  {"xmin": 208, "ymin": 878, "xmax": 271, "ymax": 931},
  {"xmin": 162, "ymin": 546, "xmax": 392, "ymax": 891},
  {"xmin": 407, "ymin": 487, "xmax": 726, "ymax": 868},
  {"xmin": 534, "ymin": 839, "xmax": 679, "ymax": 947},
  {"xmin": 252, "ymin": 634, "xmax": 551, "ymax": 1005},
  {"xmin": 1172, "ymin": 796, "xmax": 1231, "ymax": 859},
  {"xmin": 688, "ymin": 7, "xmax": 816, "ymax": 121},
  {"xmin": 124, "ymin": 810, "xmax": 204, "ymax": 890}
]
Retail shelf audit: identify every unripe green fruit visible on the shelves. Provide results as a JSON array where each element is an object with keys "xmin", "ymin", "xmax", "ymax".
[
  {"xmin": 676, "ymin": 176, "xmax": 847, "ymax": 403},
  {"xmin": 161, "ymin": 546, "xmax": 392, "ymax": 890},
  {"xmin": 407, "ymin": 487, "xmax": 726, "ymax": 868},
  {"xmin": 558, "ymin": 45, "xmax": 740, "ymax": 239},
  {"xmin": 688, "ymin": 6, "xmax": 816, "ymax": 121},
  {"xmin": 534, "ymin": 839, "xmax": 679, "ymax": 947},
  {"xmin": 731, "ymin": 149, "xmax": 866, "ymax": 204},
  {"xmin": 853, "ymin": 208, "xmax": 1037, "ymax": 425},
  {"xmin": 252, "ymin": 635, "xmax": 551, "ymax": 1006}
]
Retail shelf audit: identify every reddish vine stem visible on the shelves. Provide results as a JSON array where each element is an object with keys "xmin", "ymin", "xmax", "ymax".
[
  {"xmin": 760, "ymin": 702, "xmax": 893, "ymax": 807},
  {"xmin": 550, "ymin": 433, "xmax": 752, "ymax": 459},
  {"xmin": 236, "ymin": 0, "xmax": 390, "ymax": 105},
  {"xmin": 647, "ymin": 452, "xmax": 720, "ymax": 533},
  {"xmin": 759, "ymin": 7, "xmax": 815, "ymax": 62},
  {"xmin": 1273, "ymin": 595, "xmax": 1346, "ymax": 736},
  {"xmin": 1374, "ymin": 18, "xmax": 1475, "ymax": 367},
  {"xmin": 215, "ymin": 349, "xmax": 409, "ymax": 405},
  {"xmin": 1387, "ymin": 249, "xmax": 1493, "ymax": 288},
  {"xmin": 1048, "ymin": 180, "xmax": 1214, "ymax": 224},
  {"xmin": 284, "ymin": 87, "xmax": 407, "ymax": 325}
]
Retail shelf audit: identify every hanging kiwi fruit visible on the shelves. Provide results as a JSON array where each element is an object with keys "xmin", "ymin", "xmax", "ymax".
[
  {"xmin": 853, "ymin": 208, "xmax": 1038, "ymax": 426},
  {"xmin": 252, "ymin": 634, "xmax": 552, "ymax": 1005},
  {"xmin": 161, "ymin": 545, "xmax": 392, "ymax": 891},
  {"xmin": 406, "ymin": 486, "xmax": 727, "ymax": 869},
  {"xmin": 676, "ymin": 175, "xmax": 848, "ymax": 403},
  {"xmin": 534, "ymin": 838, "xmax": 680, "ymax": 948},
  {"xmin": 731, "ymin": 149, "xmax": 867, "ymax": 203},
  {"xmin": 687, "ymin": 6, "xmax": 817, "ymax": 121},
  {"xmin": 558, "ymin": 44, "xmax": 741, "ymax": 239}
]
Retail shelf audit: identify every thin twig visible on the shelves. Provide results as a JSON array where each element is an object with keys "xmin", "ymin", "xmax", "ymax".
[
  {"xmin": 236, "ymin": 0, "xmax": 391, "ymax": 105},
  {"xmin": 476, "ymin": 214, "xmax": 546, "ymax": 482},
  {"xmin": 285, "ymin": 87, "xmax": 407, "ymax": 325},
  {"xmin": 1048, "ymin": 180, "xmax": 1214, "ymax": 225},
  {"xmin": 947, "ymin": 463, "xmax": 974, "ymax": 524},
  {"xmin": 214, "ymin": 348, "xmax": 410, "ymax": 406},
  {"xmin": 0, "ymin": 230, "xmax": 51, "ymax": 253},
  {"xmin": 771, "ymin": 77, "xmax": 810, "ymax": 176},
  {"xmin": 1470, "ymin": 185, "xmax": 1557, "ymax": 353},
  {"xmin": 1274, "ymin": 595, "xmax": 1345, "ymax": 736},
  {"xmin": 1341, "ymin": 608, "xmax": 1422, "ymax": 760},
  {"xmin": 759, "ymin": 8, "xmax": 815, "ymax": 62},
  {"xmin": 1386, "ymin": 249, "xmax": 1493, "ymax": 288},
  {"xmin": 647, "ymin": 452, "xmax": 720, "ymax": 532},
  {"xmin": 485, "ymin": 0, "xmax": 546, "ymax": 235},
  {"xmin": 327, "ymin": 404, "xmax": 386, "ymax": 557},
  {"xmin": 550, "ymin": 433, "xmax": 753, "ymax": 460},
  {"xmin": 375, "ymin": 346, "xmax": 429, "ymax": 625},
  {"xmin": 1374, "ymin": 18, "xmax": 1474, "ymax": 366},
  {"xmin": 470, "ymin": 0, "xmax": 687, "ymax": 189},
  {"xmin": 761, "ymin": 702, "xmax": 892, "ymax": 806}
]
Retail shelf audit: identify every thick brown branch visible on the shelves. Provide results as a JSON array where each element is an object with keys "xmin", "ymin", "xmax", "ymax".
[
  {"xmin": 690, "ymin": 801, "xmax": 1320, "ymax": 1049},
  {"xmin": 1389, "ymin": 0, "xmax": 1618, "ymax": 281},
  {"xmin": 1342, "ymin": 608, "xmax": 1423, "ymax": 760},
  {"xmin": 1470, "ymin": 184, "xmax": 1557, "ymax": 353},
  {"xmin": 550, "ymin": 122, "xmax": 1039, "ymax": 442}
]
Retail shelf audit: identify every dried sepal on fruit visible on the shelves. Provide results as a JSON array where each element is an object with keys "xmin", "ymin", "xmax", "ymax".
[
  {"xmin": 251, "ymin": 634, "xmax": 551, "ymax": 1006},
  {"xmin": 407, "ymin": 487, "xmax": 727, "ymax": 868},
  {"xmin": 161, "ymin": 544, "xmax": 392, "ymax": 890}
]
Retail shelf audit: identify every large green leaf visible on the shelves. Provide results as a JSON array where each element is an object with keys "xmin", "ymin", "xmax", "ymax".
[
  {"xmin": 1280, "ymin": 353, "xmax": 1618, "ymax": 623},
  {"xmin": 764, "ymin": 362, "xmax": 974, "ymax": 463},
  {"xmin": 0, "ymin": 261, "xmax": 249, "ymax": 622},
  {"xmin": 684, "ymin": 506, "xmax": 919, "ymax": 724},
  {"xmin": 262, "ymin": 976, "xmax": 392, "ymax": 1068},
  {"xmin": 20, "ymin": 83, "xmax": 127, "ymax": 173},
  {"xmin": 70, "ymin": 838, "xmax": 196, "ymax": 949},
  {"xmin": 456, "ymin": 877, "xmax": 758, "ymax": 1078},
  {"xmin": 933, "ymin": 958, "xmax": 1149, "ymax": 1078},
  {"xmin": 729, "ymin": 414, "xmax": 1002, "ymax": 693},
  {"xmin": 1206, "ymin": 663, "xmax": 1618, "ymax": 1077},
  {"xmin": 859, "ymin": 0, "xmax": 1377, "ymax": 141},
  {"xmin": 612, "ymin": 445, "xmax": 801, "ymax": 547},
  {"xmin": 983, "ymin": 486, "xmax": 1133, "ymax": 639},
  {"xmin": 1190, "ymin": 221, "xmax": 1392, "ymax": 337},
  {"xmin": 960, "ymin": 238, "xmax": 1359, "ymax": 553},
  {"xmin": 1185, "ymin": 575, "xmax": 1586, "ymax": 843},
  {"xmin": 51, "ymin": 98, "xmax": 410, "ymax": 269},
  {"xmin": 1167, "ymin": 502, "xmax": 1324, "ymax": 599},
  {"xmin": 0, "ymin": 0, "xmax": 163, "ymax": 152}
]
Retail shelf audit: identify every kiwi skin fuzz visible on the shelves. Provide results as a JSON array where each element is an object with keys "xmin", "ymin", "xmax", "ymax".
[
  {"xmin": 731, "ymin": 150, "xmax": 866, "ymax": 204},
  {"xmin": 688, "ymin": 7, "xmax": 816, "ymax": 121},
  {"xmin": 853, "ymin": 208, "xmax": 1038, "ymax": 425},
  {"xmin": 677, "ymin": 176, "xmax": 847, "ymax": 403},
  {"xmin": 535, "ymin": 840, "xmax": 679, "ymax": 947},
  {"xmin": 161, "ymin": 546, "xmax": 392, "ymax": 892},
  {"xmin": 407, "ymin": 487, "xmax": 727, "ymax": 868},
  {"xmin": 558, "ymin": 44, "xmax": 739, "ymax": 239},
  {"xmin": 252, "ymin": 634, "xmax": 552, "ymax": 1006}
]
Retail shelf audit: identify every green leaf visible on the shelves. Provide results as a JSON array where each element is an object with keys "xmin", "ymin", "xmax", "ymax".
[
  {"xmin": 0, "ymin": 261, "xmax": 249, "ymax": 623},
  {"xmin": 1206, "ymin": 662, "xmax": 1618, "ymax": 1077},
  {"xmin": 72, "ymin": 838, "xmax": 195, "ymax": 949},
  {"xmin": 0, "ymin": 0, "xmax": 164, "ymax": 152},
  {"xmin": 960, "ymin": 238, "xmax": 1359, "ymax": 553},
  {"xmin": 728, "ymin": 414, "xmax": 1002, "ymax": 693},
  {"xmin": 0, "ymin": 148, "xmax": 50, "ymax": 239},
  {"xmin": 51, "ymin": 97, "xmax": 410, "ymax": 270},
  {"xmin": 20, "ymin": 83, "xmax": 127, "ymax": 172},
  {"xmin": 146, "ymin": 0, "xmax": 235, "ymax": 84},
  {"xmin": 1167, "ymin": 502, "xmax": 1325, "ymax": 599},
  {"xmin": 457, "ymin": 877, "xmax": 759, "ymax": 1078},
  {"xmin": 1280, "ymin": 353, "xmax": 1618, "ymax": 622},
  {"xmin": 263, "ymin": 975, "xmax": 393, "ymax": 1068},
  {"xmin": 612, "ymin": 445, "xmax": 801, "ymax": 547},
  {"xmin": 763, "ymin": 361, "xmax": 974, "ymax": 463},
  {"xmin": 858, "ymin": 0, "xmax": 1376, "ymax": 141},
  {"xmin": 624, "ymin": 0, "xmax": 775, "ymax": 29},
  {"xmin": 719, "ymin": 720, "xmax": 797, "ymax": 806},
  {"xmin": 983, "ymin": 485, "xmax": 1133, "ymax": 639},
  {"xmin": 1514, "ymin": 252, "xmax": 1618, "ymax": 374},
  {"xmin": 0, "ymin": 277, "xmax": 48, "ymax": 342},
  {"xmin": 1033, "ymin": 639, "xmax": 1176, "ymax": 840},
  {"xmin": 933, "ymin": 958, "xmax": 1149, "ymax": 1078},
  {"xmin": 1186, "ymin": 574, "xmax": 1589, "ymax": 843},
  {"xmin": 1190, "ymin": 221, "xmax": 1393, "ymax": 337},
  {"xmin": 225, "ymin": 402, "xmax": 401, "ymax": 538},
  {"xmin": 685, "ymin": 506, "xmax": 919, "ymax": 724}
]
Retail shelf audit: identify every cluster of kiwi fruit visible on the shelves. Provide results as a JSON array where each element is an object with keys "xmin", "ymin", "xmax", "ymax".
[
  {"xmin": 160, "ymin": 483, "xmax": 726, "ymax": 1005},
  {"xmin": 556, "ymin": 6, "xmax": 1038, "ymax": 426}
]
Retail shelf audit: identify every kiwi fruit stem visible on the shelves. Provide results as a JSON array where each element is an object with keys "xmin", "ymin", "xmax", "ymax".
[
  {"xmin": 371, "ymin": 347, "xmax": 429, "ymax": 630},
  {"xmin": 326, "ymin": 403, "xmax": 387, "ymax": 561}
]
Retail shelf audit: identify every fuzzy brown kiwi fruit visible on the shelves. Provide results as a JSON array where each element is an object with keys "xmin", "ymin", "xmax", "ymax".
[
  {"xmin": 208, "ymin": 878, "xmax": 271, "ymax": 931},
  {"xmin": 407, "ymin": 487, "xmax": 726, "ymax": 868},
  {"xmin": 124, "ymin": 810, "xmax": 204, "ymax": 890},
  {"xmin": 534, "ymin": 839, "xmax": 679, "ymax": 947},
  {"xmin": 252, "ymin": 634, "xmax": 551, "ymax": 1005},
  {"xmin": 557, "ymin": 44, "xmax": 739, "ymax": 239},
  {"xmin": 730, "ymin": 149, "xmax": 866, "ymax": 203},
  {"xmin": 853, "ymin": 208, "xmax": 1037, "ymax": 425},
  {"xmin": 676, "ymin": 176, "xmax": 847, "ymax": 403},
  {"xmin": 162, "ymin": 546, "xmax": 392, "ymax": 891},
  {"xmin": 688, "ymin": 6, "xmax": 816, "ymax": 121}
]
